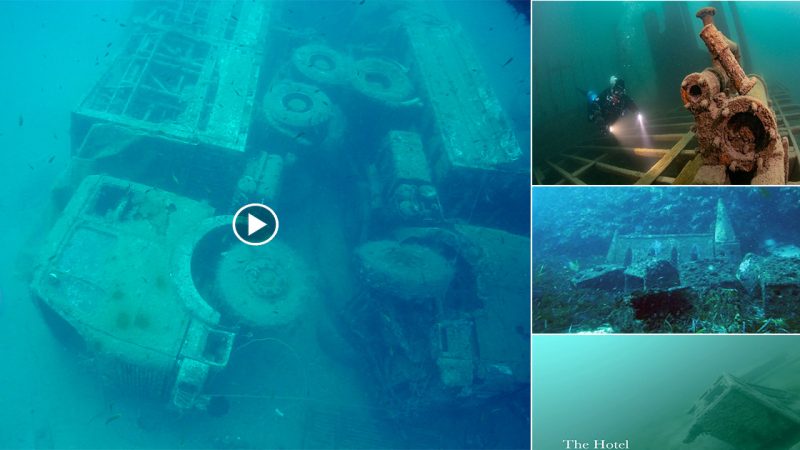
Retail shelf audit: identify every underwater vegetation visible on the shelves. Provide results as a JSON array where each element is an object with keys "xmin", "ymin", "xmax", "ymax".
[{"xmin": 533, "ymin": 187, "xmax": 800, "ymax": 333}]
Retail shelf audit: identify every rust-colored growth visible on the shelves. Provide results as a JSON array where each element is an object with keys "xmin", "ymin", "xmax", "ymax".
[
  {"xmin": 698, "ymin": 93, "xmax": 779, "ymax": 173},
  {"xmin": 695, "ymin": 7, "xmax": 716, "ymax": 26},
  {"xmin": 696, "ymin": 7, "xmax": 756, "ymax": 95},
  {"xmin": 720, "ymin": 96, "xmax": 778, "ymax": 171},
  {"xmin": 681, "ymin": 70, "xmax": 720, "ymax": 111}
]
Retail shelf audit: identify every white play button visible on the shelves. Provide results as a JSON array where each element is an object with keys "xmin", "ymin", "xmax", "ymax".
[
  {"xmin": 232, "ymin": 203, "xmax": 279, "ymax": 246},
  {"xmin": 248, "ymin": 214, "xmax": 267, "ymax": 236}
]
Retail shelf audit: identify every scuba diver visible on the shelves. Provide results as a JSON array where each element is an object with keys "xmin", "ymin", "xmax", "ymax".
[{"xmin": 587, "ymin": 76, "xmax": 639, "ymax": 135}]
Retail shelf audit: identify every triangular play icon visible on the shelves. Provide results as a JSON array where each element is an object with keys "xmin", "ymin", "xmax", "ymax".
[{"xmin": 248, "ymin": 213, "xmax": 267, "ymax": 236}]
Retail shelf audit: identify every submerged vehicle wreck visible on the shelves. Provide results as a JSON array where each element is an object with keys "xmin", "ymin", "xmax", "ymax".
[{"xmin": 25, "ymin": 1, "xmax": 528, "ymax": 445}]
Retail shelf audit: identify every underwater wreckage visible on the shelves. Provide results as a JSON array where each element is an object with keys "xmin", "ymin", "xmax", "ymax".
[
  {"xmin": 680, "ymin": 355, "xmax": 800, "ymax": 450},
  {"xmin": 538, "ymin": 5, "xmax": 800, "ymax": 185},
  {"xmin": 26, "ymin": 0, "xmax": 528, "ymax": 425},
  {"xmin": 555, "ymin": 199, "xmax": 800, "ymax": 333}
]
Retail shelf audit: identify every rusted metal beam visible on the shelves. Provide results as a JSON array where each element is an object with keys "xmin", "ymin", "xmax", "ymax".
[
  {"xmin": 635, "ymin": 131, "xmax": 695, "ymax": 185},
  {"xmin": 546, "ymin": 160, "xmax": 587, "ymax": 185}
]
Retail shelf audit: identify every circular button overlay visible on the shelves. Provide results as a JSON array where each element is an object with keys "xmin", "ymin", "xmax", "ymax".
[{"xmin": 232, "ymin": 203, "xmax": 279, "ymax": 246}]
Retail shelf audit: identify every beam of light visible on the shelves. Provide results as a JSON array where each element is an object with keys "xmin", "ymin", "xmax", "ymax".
[
  {"xmin": 637, "ymin": 112, "xmax": 652, "ymax": 149},
  {"xmin": 607, "ymin": 114, "xmax": 659, "ymax": 172}
]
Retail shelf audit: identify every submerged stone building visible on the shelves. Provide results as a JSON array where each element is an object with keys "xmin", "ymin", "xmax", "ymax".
[{"xmin": 606, "ymin": 199, "xmax": 741, "ymax": 267}]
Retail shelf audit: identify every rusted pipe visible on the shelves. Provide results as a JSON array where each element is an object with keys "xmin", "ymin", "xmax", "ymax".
[
  {"xmin": 681, "ymin": 69, "xmax": 722, "ymax": 111},
  {"xmin": 696, "ymin": 7, "xmax": 756, "ymax": 95}
]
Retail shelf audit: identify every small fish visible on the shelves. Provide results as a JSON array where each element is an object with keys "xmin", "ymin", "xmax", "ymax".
[
  {"xmin": 104, "ymin": 51, "xmax": 109, "ymax": 58},
  {"xmin": 501, "ymin": 57, "xmax": 514, "ymax": 67},
  {"xmin": 171, "ymin": 173, "xmax": 180, "ymax": 185},
  {"xmin": 359, "ymin": 0, "xmax": 365, "ymax": 4},
  {"xmin": 105, "ymin": 413, "xmax": 122, "ymax": 425},
  {"xmin": 230, "ymin": 15, "xmax": 239, "ymax": 22},
  {"xmin": 293, "ymin": 131, "xmax": 306, "ymax": 140},
  {"xmin": 233, "ymin": 88, "xmax": 242, "ymax": 97},
  {"xmin": 27, "ymin": 163, "xmax": 34, "ymax": 170},
  {"xmin": 18, "ymin": 114, "xmax": 23, "ymax": 126},
  {"xmin": 118, "ymin": 22, "xmax": 126, "ymax": 28},
  {"xmin": 274, "ymin": 408, "xmax": 284, "ymax": 418},
  {"xmin": 106, "ymin": 42, "xmax": 112, "ymax": 48},
  {"xmin": 47, "ymin": 155, "xmax": 55, "ymax": 163},
  {"xmin": 490, "ymin": 364, "xmax": 513, "ymax": 376}
]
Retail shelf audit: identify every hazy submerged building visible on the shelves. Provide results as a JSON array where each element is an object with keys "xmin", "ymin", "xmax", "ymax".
[{"xmin": 606, "ymin": 199, "xmax": 741, "ymax": 267}]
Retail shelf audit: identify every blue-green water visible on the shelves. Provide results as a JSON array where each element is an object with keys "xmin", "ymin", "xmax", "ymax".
[
  {"xmin": 0, "ymin": 1, "xmax": 531, "ymax": 448},
  {"xmin": 532, "ymin": 1, "xmax": 800, "ymax": 166},
  {"xmin": 533, "ymin": 186, "xmax": 800, "ymax": 333},
  {"xmin": 533, "ymin": 335, "xmax": 800, "ymax": 450}
]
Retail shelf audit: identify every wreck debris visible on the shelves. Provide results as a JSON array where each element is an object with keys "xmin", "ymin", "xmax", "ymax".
[
  {"xmin": 679, "ymin": 258, "xmax": 739, "ymax": 289},
  {"xmin": 216, "ymin": 242, "xmax": 315, "ymax": 329},
  {"xmin": 682, "ymin": 6, "xmax": 788, "ymax": 184},
  {"xmin": 684, "ymin": 373, "xmax": 800, "ymax": 450},
  {"xmin": 292, "ymin": 44, "xmax": 353, "ymax": 86},
  {"xmin": 31, "ymin": 175, "xmax": 234, "ymax": 410},
  {"xmin": 623, "ymin": 259, "xmax": 680, "ymax": 291},
  {"xmin": 375, "ymin": 131, "xmax": 442, "ymax": 225},
  {"xmin": 351, "ymin": 57, "xmax": 417, "ymax": 108},
  {"xmin": 695, "ymin": 7, "xmax": 756, "ymax": 95},
  {"xmin": 262, "ymin": 81, "xmax": 334, "ymax": 146},
  {"xmin": 354, "ymin": 240, "xmax": 455, "ymax": 303},
  {"xmin": 737, "ymin": 254, "xmax": 800, "ymax": 324},
  {"xmin": 571, "ymin": 264, "xmax": 625, "ymax": 291}
]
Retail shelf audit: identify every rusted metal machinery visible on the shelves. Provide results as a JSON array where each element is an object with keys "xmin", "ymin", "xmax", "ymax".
[
  {"xmin": 538, "ymin": 5, "xmax": 800, "ymax": 185},
  {"xmin": 681, "ymin": 6, "xmax": 788, "ymax": 184}
]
